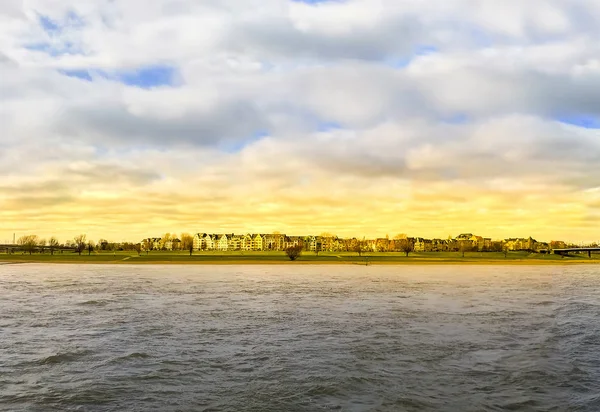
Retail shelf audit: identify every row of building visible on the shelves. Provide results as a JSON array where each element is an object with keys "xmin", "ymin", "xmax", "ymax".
[{"xmin": 141, "ymin": 233, "xmax": 567, "ymax": 253}]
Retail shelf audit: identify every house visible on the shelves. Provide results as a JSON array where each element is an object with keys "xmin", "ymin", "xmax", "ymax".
[
  {"xmin": 535, "ymin": 242, "xmax": 549, "ymax": 252},
  {"xmin": 241, "ymin": 234, "xmax": 253, "ymax": 251},
  {"xmin": 456, "ymin": 233, "xmax": 474, "ymax": 241},
  {"xmin": 550, "ymin": 240, "xmax": 567, "ymax": 250},
  {"xmin": 263, "ymin": 234, "xmax": 286, "ymax": 251},
  {"xmin": 471, "ymin": 235, "xmax": 484, "ymax": 251},
  {"xmin": 229, "ymin": 234, "xmax": 243, "ymax": 251},
  {"xmin": 284, "ymin": 236, "xmax": 303, "ymax": 249},
  {"xmin": 217, "ymin": 234, "xmax": 229, "ymax": 251},
  {"xmin": 503, "ymin": 238, "xmax": 518, "ymax": 251},
  {"xmin": 193, "ymin": 233, "xmax": 202, "ymax": 251},
  {"xmin": 414, "ymin": 237, "xmax": 427, "ymax": 252},
  {"xmin": 253, "ymin": 234, "xmax": 263, "ymax": 251},
  {"xmin": 503, "ymin": 237, "xmax": 538, "ymax": 251},
  {"xmin": 306, "ymin": 236, "xmax": 319, "ymax": 252},
  {"xmin": 521, "ymin": 237, "xmax": 537, "ymax": 251},
  {"xmin": 431, "ymin": 239, "xmax": 448, "ymax": 252},
  {"xmin": 193, "ymin": 233, "xmax": 217, "ymax": 251},
  {"xmin": 263, "ymin": 234, "xmax": 275, "ymax": 250},
  {"xmin": 366, "ymin": 239, "xmax": 377, "ymax": 252},
  {"xmin": 483, "ymin": 238, "xmax": 492, "ymax": 251}
]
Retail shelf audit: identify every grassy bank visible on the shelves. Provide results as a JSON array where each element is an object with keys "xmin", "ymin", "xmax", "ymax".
[{"xmin": 1, "ymin": 250, "xmax": 599, "ymax": 265}]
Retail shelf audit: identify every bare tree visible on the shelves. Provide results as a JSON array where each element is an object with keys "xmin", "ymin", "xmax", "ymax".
[
  {"xmin": 38, "ymin": 238, "xmax": 47, "ymax": 253},
  {"xmin": 181, "ymin": 233, "xmax": 194, "ymax": 252},
  {"xmin": 160, "ymin": 233, "xmax": 172, "ymax": 250},
  {"xmin": 458, "ymin": 240, "xmax": 473, "ymax": 258},
  {"xmin": 98, "ymin": 239, "xmax": 109, "ymax": 251},
  {"xmin": 350, "ymin": 238, "xmax": 367, "ymax": 257},
  {"xmin": 74, "ymin": 234, "xmax": 87, "ymax": 256},
  {"xmin": 399, "ymin": 238, "xmax": 414, "ymax": 257},
  {"xmin": 87, "ymin": 241, "xmax": 95, "ymax": 256},
  {"xmin": 17, "ymin": 235, "xmax": 39, "ymax": 255},
  {"xmin": 141, "ymin": 239, "xmax": 152, "ymax": 253},
  {"xmin": 48, "ymin": 237, "xmax": 60, "ymax": 255},
  {"xmin": 285, "ymin": 245, "xmax": 303, "ymax": 261}
]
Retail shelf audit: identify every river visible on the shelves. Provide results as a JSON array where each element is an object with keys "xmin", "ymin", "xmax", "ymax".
[{"xmin": 1, "ymin": 264, "xmax": 599, "ymax": 411}]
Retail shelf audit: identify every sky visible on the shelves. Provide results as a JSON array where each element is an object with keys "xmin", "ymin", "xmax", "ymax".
[{"xmin": 1, "ymin": 0, "xmax": 600, "ymax": 243}]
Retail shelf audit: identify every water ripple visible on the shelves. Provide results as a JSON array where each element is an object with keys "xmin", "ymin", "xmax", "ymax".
[{"xmin": 1, "ymin": 264, "xmax": 599, "ymax": 411}]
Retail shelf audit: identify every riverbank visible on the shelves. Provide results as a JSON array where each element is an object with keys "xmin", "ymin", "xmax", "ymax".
[{"xmin": 1, "ymin": 251, "xmax": 599, "ymax": 265}]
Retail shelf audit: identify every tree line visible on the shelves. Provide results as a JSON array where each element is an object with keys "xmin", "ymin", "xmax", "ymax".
[
  {"xmin": 10, "ymin": 233, "xmax": 197, "ymax": 256},
  {"xmin": 12, "ymin": 234, "xmax": 141, "ymax": 256}
]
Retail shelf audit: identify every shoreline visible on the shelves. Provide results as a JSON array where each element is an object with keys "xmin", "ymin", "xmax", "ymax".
[{"xmin": 1, "ymin": 258, "xmax": 599, "ymax": 266}]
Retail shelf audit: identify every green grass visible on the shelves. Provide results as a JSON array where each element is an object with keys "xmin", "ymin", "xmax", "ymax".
[{"xmin": 1, "ymin": 250, "xmax": 599, "ymax": 265}]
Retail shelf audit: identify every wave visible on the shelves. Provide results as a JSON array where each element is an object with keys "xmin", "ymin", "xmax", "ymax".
[
  {"xmin": 109, "ymin": 352, "xmax": 152, "ymax": 364},
  {"xmin": 77, "ymin": 300, "xmax": 110, "ymax": 306},
  {"xmin": 123, "ymin": 352, "xmax": 150, "ymax": 359},
  {"xmin": 38, "ymin": 350, "xmax": 92, "ymax": 365}
]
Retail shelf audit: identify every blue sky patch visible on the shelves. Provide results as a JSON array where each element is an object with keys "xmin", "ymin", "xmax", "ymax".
[
  {"xmin": 557, "ymin": 115, "xmax": 600, "ymax": 129},
  {"xmin": 24, "ymin": 43, "xmax": 53, "ymax": 53},
  {"xmin": 415, "ymin": 45, "xmax": 438, "ymax": 55},
  {"xmin": 443, "ymin": 113, "xmax": 469, "ymax": 124},
  {"xmin": 25, "ymin": 41, "xmax": 82, "ymax": 56},
  {"xmin": 58, "ymin": 69, "xmax": 93, "ymax": 81},
  {"xmin": 38, "ymin": 12, "xmax": 84, "ymax": 35},
  {"xmin": 221, "ymin": 130, "xmax": 269, "ymax": 153},
  {"xmin": 384, "ymin": 45, "xmax": 439, "ymax": 69},
  {"xmin": 317, "ymin": 121, "xmax": 342, "ymax": 131},
  {"xmin": 56, "ymin": 65, "xmax": 180, "ymax": 88},
  {"xmin": 39, "ymin": 15, "xmax": 60, "ymax": 35},
  {"xmin": 291, "ymin": 0, "xmax": 335, "ymax": 3},
  {"xmin": 116, "ymin": 65, "xmax": 178, "ymax": 88}
]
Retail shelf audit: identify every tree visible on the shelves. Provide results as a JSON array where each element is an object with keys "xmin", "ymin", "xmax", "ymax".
[
  {"xmin": 38, "ymin": 238, "xmax": 47, "ymax": 253},
  {"xmin": 87, "ymin": 241, "xmax": 95, "ymax": 255},
  {"xmin": 74, "ymin": 234, "xmax": 87, "ymax": 256},
  {"xmin": 350, "ymin": 238, "xmax": 361, "ymax": 256},
  {"xmin": 319, "ymin": 232, "xmax": 336, "ymax": 253},
  {"xmin": 491, "ymin": 241, "xmax": 503, "ymax": 252},
  {"xmin": 285, "ymin": 245, "xmax": 303, "ymax": 261},
  {"xmin": 17, "ymin": 235, "xmax": 38, "ymax": 255},
  {"xmin": 48, "ymin": 237, "xmax": 59, "ymax": 255},
  {"xmin": 189, "ymin": 243, "xmax": 194, "ymax": 256},
  {"xmin": 458, "ymin": 240, "xmax": 473, "ymax": 258},
  {"xmin": 98, "ymin": 239, "xmax": 109, "ymax": 251},
  {"xmin": 160, "ymin": 233, "xmax": 172, "ymax": 250},
  {"xmin": 399, "ymin": 238, "xmax": 414, "ymax": 257},
  {"xmin": 181, "ymin": 233, "xmax": 194, "ymax": 252},
  {"xmin": 141, "ymin": 238, "xmax": 152, "ymax": 252}
]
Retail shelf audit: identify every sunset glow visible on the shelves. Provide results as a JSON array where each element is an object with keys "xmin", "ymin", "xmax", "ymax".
[{"xmin": 1, "ymin": 0, "xmax": 600, "ymax": 243}]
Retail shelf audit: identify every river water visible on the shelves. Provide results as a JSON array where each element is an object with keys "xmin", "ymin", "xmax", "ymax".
[{"xmin": 1, "ymin": 264, "xmax": 599, "ymax": 411}]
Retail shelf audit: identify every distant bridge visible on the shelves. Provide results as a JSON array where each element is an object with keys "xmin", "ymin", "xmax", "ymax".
[{"xmin": 553, "ymin": 248, "xmax": 600, "ymax": 257}]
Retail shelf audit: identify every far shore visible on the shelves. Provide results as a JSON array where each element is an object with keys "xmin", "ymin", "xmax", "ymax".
[{"xmin": 1, "ymin": 250, "xmax": 599, "ymax": 266}]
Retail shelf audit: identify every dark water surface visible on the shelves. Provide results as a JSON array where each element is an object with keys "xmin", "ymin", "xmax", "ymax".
[{"xmin": 1, "ymin": 264, "xmax": 600, "ymax": 411}]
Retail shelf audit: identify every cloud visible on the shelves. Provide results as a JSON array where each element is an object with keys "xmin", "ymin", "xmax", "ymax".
[{"xmin": 1, "ymin": 0, "xmax": 600, "ymax": 242}]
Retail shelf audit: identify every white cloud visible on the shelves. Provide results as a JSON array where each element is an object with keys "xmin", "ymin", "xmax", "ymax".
[{"xmin": 1, "ymin": 0, "xmax": 600, "ymax": 241}]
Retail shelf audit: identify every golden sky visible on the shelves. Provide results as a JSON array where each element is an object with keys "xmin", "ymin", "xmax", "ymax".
[{"xmin": 1, "ymin": 0, "xmax": 600, "ymax": 244}]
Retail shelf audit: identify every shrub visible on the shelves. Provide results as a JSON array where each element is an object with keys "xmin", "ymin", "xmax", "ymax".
[{"xmin": 285, "ymin": 245, "xmax": 303, "ymax": 261}]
